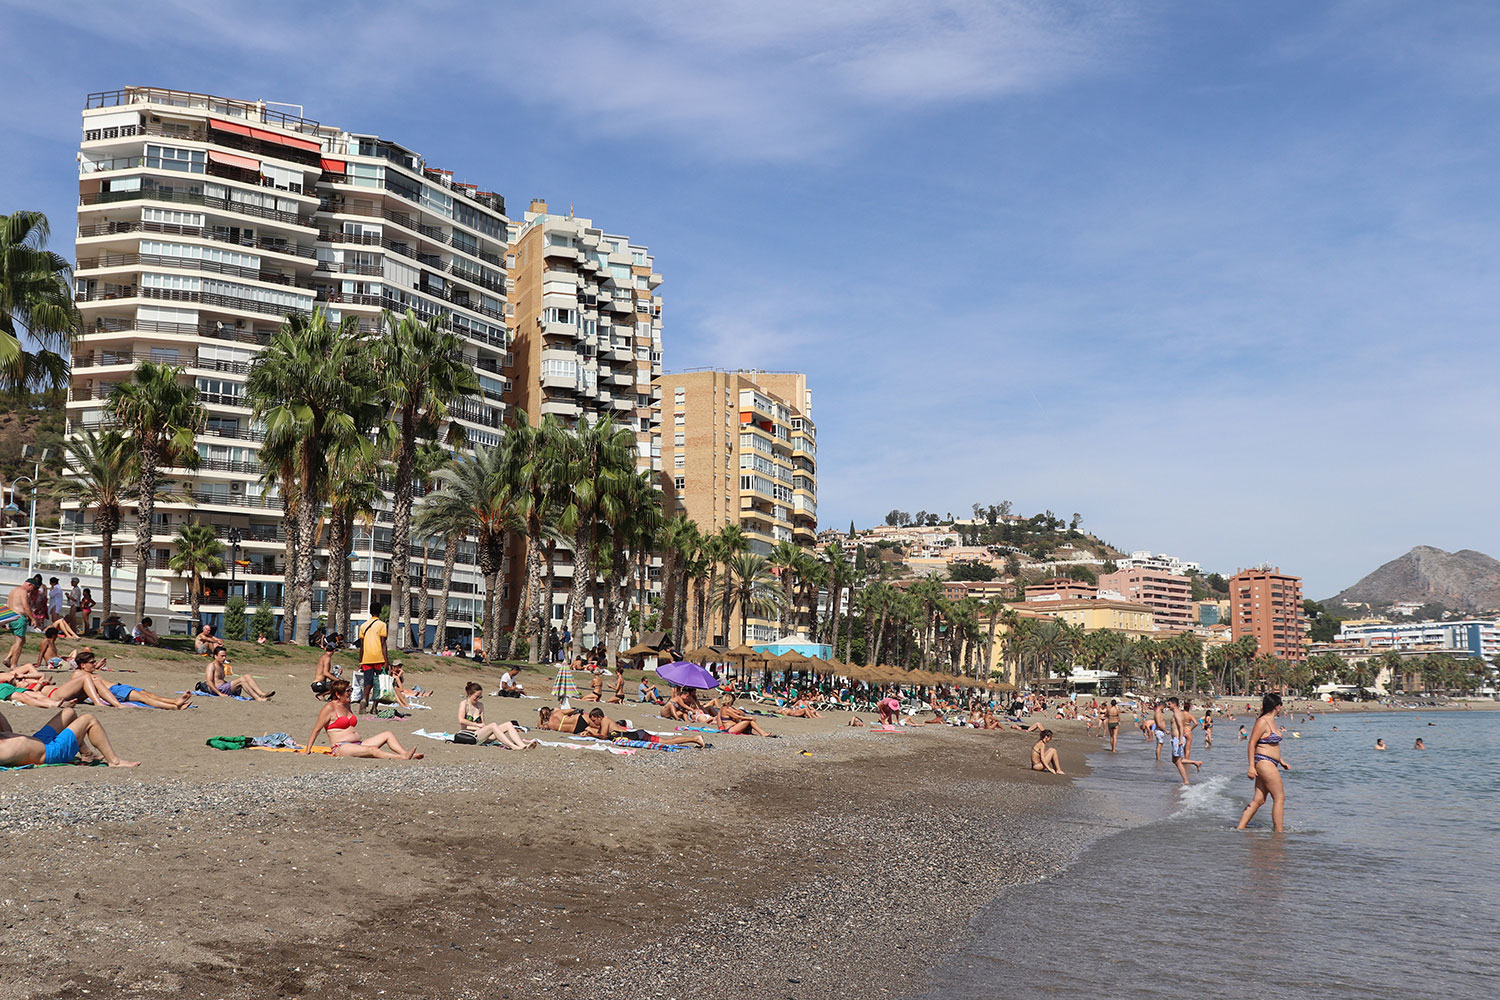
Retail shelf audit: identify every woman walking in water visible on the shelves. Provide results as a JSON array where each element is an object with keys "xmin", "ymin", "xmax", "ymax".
[{"xmin": 1237, "ymin": 693, "xmax": 1289, "ymax": 832}]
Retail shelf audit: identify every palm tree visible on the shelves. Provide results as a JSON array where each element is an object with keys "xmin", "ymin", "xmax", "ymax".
[
  {"xmin": 597, "ymin": 470, "xmax": 663, "ymax": 664},
  {"xmin": 501, "ymin": 410, "xmax": 566, "ymax": 660},
  {"xmin": 52, "ymin": 430, "xmax": 131, "ymax": 622},
  {"xmin": 555, "ymin": 417, "xmax": 636, "ymax": 654},
  {"xmin": 246, "ymin": 308, "xmax": 378, "ymax": 643},
  {"xmin": 714, "ymin": 552, "xmax": 785, "ymax": 646},
  {"xmin": 422, "ymin": 446, "xmax": 518, "ymax": 660},
  {"xmin": 368, "ymin": 309, "xmax": 477, "ymax": 650},
  {"xmin": 768, "ymin": 540, "xmax": 802, "ymax": 636},
  {"xmin": 414, "ymin": 472, "xmax": 469, "ymax": 656},
  {"xmin": 1, "ymin": 210, "xmax": 78, "ymax": 390},
  {"xmin": 325, "ymin": 446, "xmax": 383, "ymax": 640},
  {"xmin": 713, "ymin": 525, "xmax": 747, "ymax": 646},
  {"xmin": 408, "ymin": 441, "xmax": 451, "ymax": 650},
  {"xmin": 108, "ymin": 362, "xmax": 206, "ymax": 621},
  {"xmin": 168, "ymin": 520, "xmax": 225, "ymax": 630}
]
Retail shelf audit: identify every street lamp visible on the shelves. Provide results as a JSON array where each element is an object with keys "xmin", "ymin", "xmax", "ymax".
[
  {"xmin": 227, "ymin": 527, "xmax": 242, "ymax": 598},
  {"xmin": 13, "ymin": 446, "xmax": 51, "ymax": 577}
]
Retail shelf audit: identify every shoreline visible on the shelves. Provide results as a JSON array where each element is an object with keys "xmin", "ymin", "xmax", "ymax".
[{"xmin": 1, "ymin": 652, "xmax": 1114, "ymax": 1000}]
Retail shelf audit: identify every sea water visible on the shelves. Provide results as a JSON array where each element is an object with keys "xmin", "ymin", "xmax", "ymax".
[{"xmin": 920, "ymin": 709, "xmax": 1500, "ymax": 999}]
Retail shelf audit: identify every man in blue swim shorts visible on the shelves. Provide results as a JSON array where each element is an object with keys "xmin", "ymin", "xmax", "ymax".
[
  {"xmin": 2, "ymin": 577, "xmax": 44, "ymax": 671},
  {"xmin": 0, "ymin": 706, "xmax": 139, "ymax": 768}
]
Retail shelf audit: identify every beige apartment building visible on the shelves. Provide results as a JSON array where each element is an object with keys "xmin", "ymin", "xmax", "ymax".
[
  {"xmin": 69, "ymin": 86, "xmax": 511, "ymax": 644},
  {"xmin": 503, "ymin": 200, "xmax": 664, "ymax": 637},
  {"xmin": 1097, "ymin": 566, "xmax": 1195, "ymax": 633},
  {"xmin": 655, "ymin": 370, "xmax": 817, "ymax": 644}
]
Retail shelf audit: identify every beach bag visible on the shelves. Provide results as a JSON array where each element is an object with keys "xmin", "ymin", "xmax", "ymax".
[
  {"xmin": 375, "ymin": 672, "xmax": 395, "ymax": 703},
  {"xmin": 310, "ymin": 680, "xmax": 330, "ymax": 695},
  {"xmin": 452, "ymin": 731, "xmax": 478, "ymax": 745}
]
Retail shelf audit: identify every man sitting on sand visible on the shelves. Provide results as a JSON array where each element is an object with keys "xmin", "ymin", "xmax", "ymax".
[
  {"xmin": 202, "ymin": 647, "xmax": 273, "ymax": 701},
  {"xmin": 496, "ymin": 669, "xmax": 524, "ymax": 697},
  {"xmin": 132, "ymin": 617, "xmax": 160, "ymax": 646},
  {"xmin": 1031, "ymin": 730, "xmax": 1064, "ymax": 775},
  {"xmin": 0, "ymin": 706, "xmax": 139, "ymax": 767},
  {"xmin": 194, "ymin": 623, "xmax": 225, "ymax": 655},
  {"xmin": 637, "ymin": 678, "xmax": 663, "ymax": 705}
]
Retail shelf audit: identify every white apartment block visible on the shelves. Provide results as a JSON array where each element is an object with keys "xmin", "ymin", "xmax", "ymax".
[
  {"xmin": 504, "ymin": 201, "xmax": 665, "ymax": 641},
  {"xmin": 1116, "ymin": 551, "xmax": 1201, "ymax": 576},
  {"xmin": 1338, "ymin": 619, "xmax": 1500, "ymax": 661},
  {"xmin": 70, "ymin": 87, "xmax": 514, "ymax": 644}
]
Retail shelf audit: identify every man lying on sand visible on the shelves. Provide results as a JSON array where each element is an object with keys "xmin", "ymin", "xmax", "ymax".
[
  {"xmin": 74, "ymin": 650, "xmax": 191, "ymax": 710},
  {"xmin": 0, "ymin": 706, "xmax": 139, "ymax": 767},
  {"xmin": 583, "ymin": 708, "xmax": 707, "ymax": 747}
]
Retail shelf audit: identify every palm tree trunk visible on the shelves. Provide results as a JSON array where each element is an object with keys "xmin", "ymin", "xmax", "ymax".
[
  {"xmin": 280, "ymin": 491, "xmax": 299, "ymax": 640},
  {"xmin": 434, "ymin": 530, "xmax": 456, "ymax": 652},
  {"xmin": 541, "ymin": 544, "xmax": 558, "ymax": 663},
  {"xmin": 496, "ymin": 532, "xmax": 516, "ymax": 657},
  {"xmin": 132, "ymin": 448, "xmax": 158, "ymax": 620},
  {"xmin": 703, "ymin": 565, "xmax": 718, "ymax": 644},
  {"xmin": 100, "ymin": 523, "xmax": 115, "ymax": 625},
  {"xmin": 564, "ymin": 527, "xmax": 591, "ymax": 658},
  {"xmin": 388, "ymin": 423, "xmax": 417, "ymax": 652},
  {"xmin": 519, "ymin": 530, "xmax": 543, "ymax": 662},
  {"xmin": 720, "ymin": 566, "xmax": 734, "ymax": 649},
  {"xmin": 413, "ymin": 535, "xmax": 430, "ymax": 651},
  {"xmin": 292, "ymin": 500, "xmax": 318, "ymax": 645},
  {"xmin": 873, "ymin": 604, "xmax": 889, "ymax": 667},
  {"xmin": 189, "ymin": 571, "xmax": 201, "ymax": 631},
  {"xmin": 325, "ymin": 510, "xmax": 346, "ymax": 642}
]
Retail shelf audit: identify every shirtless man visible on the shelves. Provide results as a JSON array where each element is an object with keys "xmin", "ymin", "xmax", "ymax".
[
  {"xmin": 2, "ymin": 578, "xmax": 44, "ymax": 670},
  {"xmin": 583, "ymin": 708, "xmax": 707, "ymax": 747},
  {"xmin": 1151, "ymin": 700, "xmax": 1169, "ymax": 762},
  {"xmin": 1169, "ymin": 697, "xmax": 1204, "ymax": 785},
  {"xmin": 0, "ymin": 706, "xmax": 139, "ymax": 767},
  {"xmin": 203, "ymin": 647, "xmax": 273, "ymax": 701},
  {"xmin": 1104, "ymin": 699, "xmax": 1123, "ymax": 753},
  {"xmin": 1031, "ymin": 730, "xmax": 1064, "ymax": 774}
]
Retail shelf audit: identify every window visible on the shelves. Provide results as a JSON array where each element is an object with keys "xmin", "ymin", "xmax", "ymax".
[
  {"xmin": 674, "ymin": 476, "xmax": 685, "ymax": 491},
  {"xmin": 674, "ymin": 432, "xmax": 685, "ymax": 446},
  {"xmin": 674, "ymin": 413, "xmax": 685, "ymax": 425},
  {"xmin": 674, "ymin": 454, "xmax": 685, "ymax": 468},
  {"xmin": 145, "ymin": 144, "xmax": 205, "ymax": 173}
]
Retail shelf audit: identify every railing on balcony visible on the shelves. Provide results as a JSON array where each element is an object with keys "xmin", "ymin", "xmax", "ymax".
[
  {"xmin": 78, "ymin": 220, "xmax": 319, "ymax": 259},
  {"xmin": 77, "ymin": 251, "xmax": 310, "ymax": 289},
  {"xmin": 81, "ymin": 187, "xmax": 312, "ymax": 228},
  {"xmin": 77, "ymin": 284, "xmax": 312, "ymax": 320}
]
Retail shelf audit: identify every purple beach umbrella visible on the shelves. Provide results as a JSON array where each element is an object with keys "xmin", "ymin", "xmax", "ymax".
[{"xmin": 656, "ymin": 660, "xmax": 719, "ymax": 690}]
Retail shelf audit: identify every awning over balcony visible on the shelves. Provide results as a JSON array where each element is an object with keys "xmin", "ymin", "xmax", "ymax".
[
  {"xmin": 320, "ymin": 157, "xmax": 347, "ymax": 174},
  {"xmin": 208, "ymin": 150, "xmax": 260, "ymax": 171},
  {"xmin": 208, "ymin": 117, "xmax": 321, "ymax": 153}
]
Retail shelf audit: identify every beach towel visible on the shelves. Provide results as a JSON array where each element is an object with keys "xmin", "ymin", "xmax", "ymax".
[
  {"xmin": 256, "ymin": 745, "xmax": 333, "ymax": 754},
  {"xmin": 676, "ymin": 726, "xmax": 724, "ymax": 734},
  {"xmin": 1, "ymin": 760, "xmax": 107, "ymax": 771},
  {"xmin": 193, "ymin": 691, "xmax": 253, "ymax": 702},
  {"xmin": 205, "ymin": 735, "xmax": 254, "ymax": 751},
  {"xmin": 552, "ymin": 664, "xmax": 580, "ymax": 701},
  {"xmin": 610, "ymin": 738, "xmax": 685, "ymax": 751}
]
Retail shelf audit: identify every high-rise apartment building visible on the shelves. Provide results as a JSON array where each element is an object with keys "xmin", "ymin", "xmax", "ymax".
[
  {"xmin": 70, "ymin": 87, "xmax": 513, "ymax": 643},
  {"xmin": 1097, "ymin": 567, "xmax": 1195, "ymax": 633},
  {"xmin": 502, "ymin": 200, "xmax": 664, "ymax": 635},
  {"xmin": 655, "ymin": 370, "xmax": 817, "ymax": 644},
  {"xmin": 1229, "ymin": 566, "xmax": 1306, "ymax": 662}
]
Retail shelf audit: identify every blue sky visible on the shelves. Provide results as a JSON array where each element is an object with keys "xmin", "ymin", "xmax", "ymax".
[{"xmin": 4, "ymin": 0, "xmax": 1499, "ymax": 597}]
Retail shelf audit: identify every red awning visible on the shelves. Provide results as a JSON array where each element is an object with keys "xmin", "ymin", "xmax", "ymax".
[
  {"xmin": 209, "ymin": 150, "xmax": 260, "ymax": 171},
  {"xmin": 209, "ymin": 118, "xmax": 321, "ymax": 153},
  {"xmin": 320, "ymin": 157, "xmax": 346, "ymax": 174}
]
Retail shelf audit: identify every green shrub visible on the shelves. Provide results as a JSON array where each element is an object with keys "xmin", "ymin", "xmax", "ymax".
[
  {"xmin": 251, "ymin": 602, "xmax": 276, "ymax": 641},
  {"xmin": 224, "ymin": 595, "xmax": 247, "ymax": 641}
]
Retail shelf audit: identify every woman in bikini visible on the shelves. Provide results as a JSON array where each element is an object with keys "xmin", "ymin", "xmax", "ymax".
[
  {"xmin": 664, "ymin": 687, "xmax": 712, "ymax": 723},
  {"xmin": 607, "ymin": 670, "xmax": 626, "ymax": 705},
  {"xmin": 1236, "ymin": 693, "xmax": 1289, "ymax": 832},
  {"xmin": 458, "ymin": 682, "xmax": 537, "ymax": 749},
  {"xmin": 300, "ymin": 679, "xmax": 422, "ymax": 759},
  {"xmin": 777, "ymin": 694, "xmax": 821, "ymax": 719},
  {"xmin": 714, "ymin": 693, "xmax": 775, "ymax": 737},
  {"xmin": 1031, "ymin": 730, "xmax": 1064, "ymax": 774},
  {"xmin": 537, "ymin": 705, "xmax": 588, "ymax": 734}
]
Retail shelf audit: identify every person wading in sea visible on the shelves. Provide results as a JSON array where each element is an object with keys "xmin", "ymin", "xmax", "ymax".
[
  {"xmin": 1237, "ymin": 693, "xmax": 1290, "ymax": 832},
  {"xmin": 1152, "ymin": 700, "xmax": 1168, "ymax": 762},
  {"xmin": 1104, "ymin": 699, "xmax": 1122, "ymax": 753}
]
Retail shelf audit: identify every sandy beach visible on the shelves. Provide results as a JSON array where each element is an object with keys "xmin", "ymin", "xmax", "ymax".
[{"xmin": 1, "ymin": 645, "xmax": 1108, "ymax": 1000}]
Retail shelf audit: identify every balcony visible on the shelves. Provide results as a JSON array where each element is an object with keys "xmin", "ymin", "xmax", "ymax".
[
  {"xmin": 81, "ymin": 186, "xmax": 313, "ymax": 229},
  {"xmin": 77, "ymin": 251, "xmax": 312, "ymax": 289},
  {"xmin": 79, "ymin": 219, "xmax": 318, "ymax": 260},
  {"xmin": 76, "ymin": 284, "xmax": 311, "ymax": 320}
]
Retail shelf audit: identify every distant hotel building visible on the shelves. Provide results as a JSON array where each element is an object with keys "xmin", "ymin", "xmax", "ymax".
[
  {"xmin": 1097, "ymin": 566, "xmax": 1195, "ymax": 633},
  {"xmin": 1115, "ymin": 550, "xmax": 1200, "ymax": 575},
  {"xmin": 655, "ymin": 370, "xmax": 817, "ymax": 643},
  {"xmin": 1229, "ymin": 566, "xmax": 1306, "ymax": 661},
  {"xmin": 1338, "ymin": 619, "xmax": 1500, "ymax": 661},
  {"xmin": 504, "ymin": 199, "xmax": 664, "ymax": 633},
  {"xmin": 70, "ymin": 86, "xmax": 513, "ymax": 641}
]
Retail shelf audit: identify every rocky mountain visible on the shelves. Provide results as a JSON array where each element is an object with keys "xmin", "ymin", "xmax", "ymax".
[{"xmin": 1328, "ymin": 546, "xmax": 1500, "ymax": 612}]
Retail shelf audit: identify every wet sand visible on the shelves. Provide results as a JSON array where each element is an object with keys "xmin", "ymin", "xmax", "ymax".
[{"xmin": 0, "ymin": 648, "xmax": 1102, "ymax": 1000}]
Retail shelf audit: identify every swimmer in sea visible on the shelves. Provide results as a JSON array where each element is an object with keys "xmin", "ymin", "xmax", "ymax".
[
  {"xmin": 1413, "ymin": 738, "xmax": 1425, "ymax": 750},
  {"xmin": 1375, "ymin": 739, "xmax": 1386, "ymax": 750}
]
